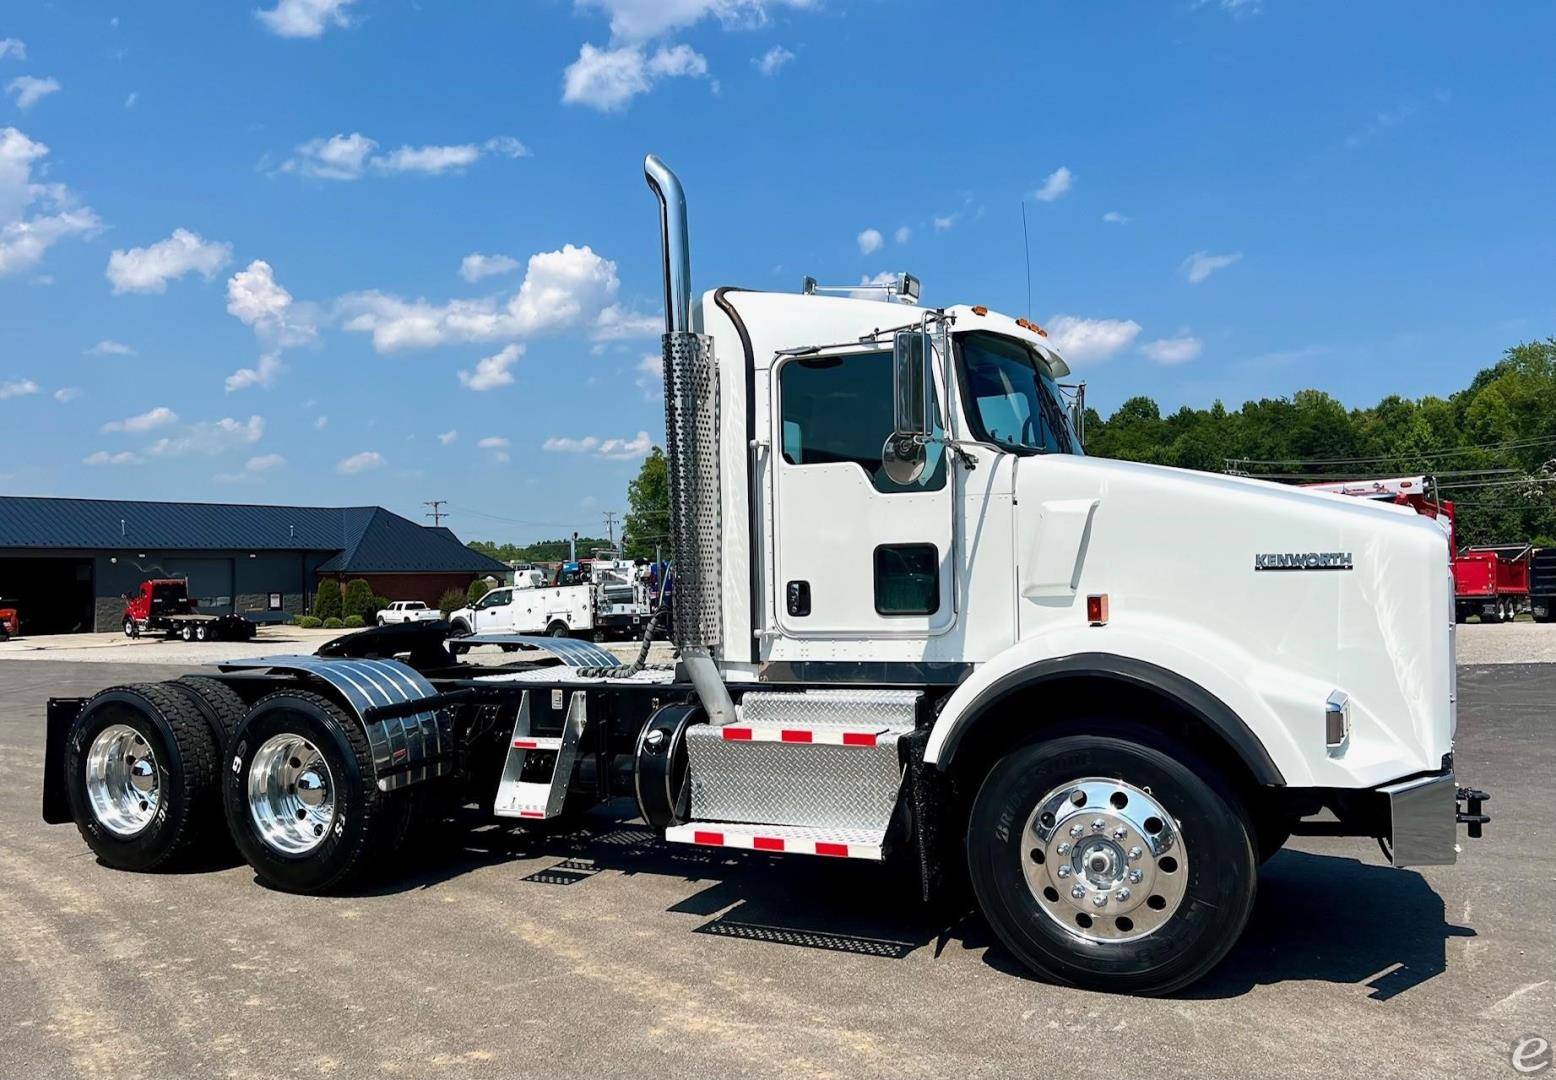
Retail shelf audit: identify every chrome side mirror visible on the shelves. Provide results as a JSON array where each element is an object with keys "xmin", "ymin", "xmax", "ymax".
[{"xmin": 881, "ymin": 433, "xmax": 927, "ymax": 485}]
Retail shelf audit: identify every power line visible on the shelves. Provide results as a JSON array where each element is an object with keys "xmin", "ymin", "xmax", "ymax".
[{"xmin": 1226, "ymin": 434, "xmax": 1556, "ymax": 469}]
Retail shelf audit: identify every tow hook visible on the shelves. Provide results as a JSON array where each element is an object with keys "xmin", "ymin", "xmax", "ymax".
[{"xmin": 1456, "ymin": 787, "xmax": 1490, "ymax": 839}]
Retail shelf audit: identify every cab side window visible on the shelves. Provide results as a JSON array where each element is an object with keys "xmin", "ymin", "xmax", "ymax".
[{"xmin": 778, "ymin": 351, "xmax": 945, "ymax": 493}]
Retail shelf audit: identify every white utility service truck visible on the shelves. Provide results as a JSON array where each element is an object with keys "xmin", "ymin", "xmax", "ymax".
[
  {"xmin": 40, "ymin": 156, "xmax": 1487, "ymax": 995},
  {"xmin": 447, "ymin": 557, "xmax": 651, "ymax": 643}
]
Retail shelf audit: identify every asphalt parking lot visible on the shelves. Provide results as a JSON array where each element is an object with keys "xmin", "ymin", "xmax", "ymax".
[{"xmin": 1, "ymin": 658, "xmax": 1549, "ymax": 1080}]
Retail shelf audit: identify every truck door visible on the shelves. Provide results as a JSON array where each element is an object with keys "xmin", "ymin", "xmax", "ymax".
[
  {"xmin": 473, "ymin": 588, "xmax": 513, "ymax": 632},
  {"xmin": 771, "ymin": 347, "xmax": 954, "ymax": 639}
]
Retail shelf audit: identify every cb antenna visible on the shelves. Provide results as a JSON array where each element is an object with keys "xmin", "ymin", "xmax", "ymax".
[{"xmin": 1020, "ymin": 200, "xmax": 1033, "ymax": 318}]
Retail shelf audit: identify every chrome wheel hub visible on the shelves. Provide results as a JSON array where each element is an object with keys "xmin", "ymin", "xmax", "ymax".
[
  {"xmin": 1022, "ymin": 777, "xmax": 1188, "ymax": 943},
  {"xmin": 247, "ymin": 734, "xmax": 336, "ymax": 856},
  {"xmin": 85, "ymin": 724, "xmax": 160, "ymax": 837}
]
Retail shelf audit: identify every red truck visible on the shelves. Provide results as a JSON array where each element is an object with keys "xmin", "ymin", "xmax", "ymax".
[
  {"xmin": 122, "ymin": 579, "xmax": 257, "ymax": 642},
  {"xmin": 1303, "ymin": 477, "xmax": 1530, "ymax": 623},
  {"xmin": 0, "ymin": 600, "xmax": 18, "ymax": 640}
]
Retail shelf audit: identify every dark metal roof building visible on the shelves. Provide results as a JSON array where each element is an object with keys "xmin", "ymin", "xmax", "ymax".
[{"xmin": 0, "ymin": 496, "xmax": 507, "ymax": 633}]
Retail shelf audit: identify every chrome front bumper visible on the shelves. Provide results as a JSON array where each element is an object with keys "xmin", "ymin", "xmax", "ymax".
[{"xmin": 1378, "ymin": 769, "xmax": 1490, "ymax": 867}]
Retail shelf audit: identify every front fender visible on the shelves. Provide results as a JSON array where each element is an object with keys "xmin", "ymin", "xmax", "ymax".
[{"xmin": 926, "ymin": 616, "xmax": 1406, "ymax": 789}]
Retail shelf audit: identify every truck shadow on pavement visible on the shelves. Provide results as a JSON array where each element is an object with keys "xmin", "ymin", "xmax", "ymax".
[{"xmin": 349, "ymin": 805, "xmax": 1474, "ymax": 999}]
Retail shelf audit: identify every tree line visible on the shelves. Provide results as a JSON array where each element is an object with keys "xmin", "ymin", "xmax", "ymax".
[{"xmin": 1083, "ymin": 338, "xmax": 1556, "ymax": 547}]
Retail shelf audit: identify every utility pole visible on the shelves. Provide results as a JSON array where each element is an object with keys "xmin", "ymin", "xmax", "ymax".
[
  {"xmin": 423, "ymin": 500, "xmax": 447, "ymax": 527},
  {"xmin": 603, "ymin": 510, "xmax": 618, "ymax": 548}
]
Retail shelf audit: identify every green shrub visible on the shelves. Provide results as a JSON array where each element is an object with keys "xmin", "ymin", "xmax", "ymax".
[
  {"xmin": 342, "ymin": 579, "xmax": 376, "ymax": 623},
  {"xmin": 297, "ymin": 615, "xmax": 322, "ymax": 629},
  {"xmin": 312, "ymin": 582, "xmax": 342, "ymax": 620},
  {"xmin": 370, "ymin": 594, "xmax": 390, "ymax": 621},
  {"xmin": 322, "ymin": 616, "xmax": 344, "ymax": 630},
  {"xmin": 467, "ymin": 578, "xmax": 491, "ymax": 605},
  {"xmin": 342, "ymin": 614, "xmax": 365, "ymax": 629},
  {"xmin": 437, "ymin": 587, "xmax": 466, "ymax": 616}
]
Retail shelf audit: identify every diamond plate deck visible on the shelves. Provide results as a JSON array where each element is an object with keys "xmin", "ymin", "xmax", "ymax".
[{"xmin": 740, "ymin": 689, "xmax": 920, "ymax": 729}]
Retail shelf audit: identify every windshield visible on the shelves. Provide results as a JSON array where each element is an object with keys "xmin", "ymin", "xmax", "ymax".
[{"xmin": 956, "ymin": 331, "xmax": 1079, "ymax": 455}]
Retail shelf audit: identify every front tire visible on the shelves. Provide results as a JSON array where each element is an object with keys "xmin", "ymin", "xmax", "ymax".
[
  {"xmin": 64, "ymin": 683, "xmax": 223, "ymax": 871},
  {"xmin": 966, "ymin": 728, "xmax": 1257, "ymax": 996},
  {"xmin": 123, "ymin": 618, "xmax": 138, "ymax": 639},
  {"xmin": 223, "ymin": 690, "xmax": 412, "ymax": 894}
]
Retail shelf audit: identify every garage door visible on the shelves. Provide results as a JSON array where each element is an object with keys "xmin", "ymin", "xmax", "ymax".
[{"xmin": 161, "ymin": 558, "xmax": 235, "ymax": 614}]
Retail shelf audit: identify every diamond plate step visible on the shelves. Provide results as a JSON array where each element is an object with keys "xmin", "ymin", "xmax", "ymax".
[
  {"xmin": 665, "ymin": 822, "xmax": 885, "ymax": 861},
  {"xmin": 494, "ymin": 690, "xmax": 585, "ymax": 820}
]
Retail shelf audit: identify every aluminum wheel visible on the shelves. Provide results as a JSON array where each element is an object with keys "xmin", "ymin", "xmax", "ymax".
[
  {"xmin": 1022, "ymin": 777, "xmax": 1188, "ymax": 943},
  {"xmin": 84, "ymin": 723, "xmax": 160, "ymax": 837},
  {"xmin": 247, "ymin": 733, "xmax": 336, "ymax": 856}
]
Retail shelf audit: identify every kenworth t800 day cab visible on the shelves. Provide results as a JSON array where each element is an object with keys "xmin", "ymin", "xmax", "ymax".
[{"xmin": 41, "ymin": 157, "xmax": 1487, "ymax": 996}]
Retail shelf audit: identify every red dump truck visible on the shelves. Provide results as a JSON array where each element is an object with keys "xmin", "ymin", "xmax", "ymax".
[{"xmin": 1304, "ymin": 478, "xmax": 1530, "ymax": 622}]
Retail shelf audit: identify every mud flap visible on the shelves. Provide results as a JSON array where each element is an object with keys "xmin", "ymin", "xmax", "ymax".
[{"xmin": 41, "ymin": 697, "xmax": 85, "ymax": 824}]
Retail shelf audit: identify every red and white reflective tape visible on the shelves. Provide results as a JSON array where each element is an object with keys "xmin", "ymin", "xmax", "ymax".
[
  {"xmin": 664, "ymin": 824, "xmax": 882, "ymax": 860},
  {"xmin": 717, "ymin": 724, "xmax": 887, "ymax": 747}
]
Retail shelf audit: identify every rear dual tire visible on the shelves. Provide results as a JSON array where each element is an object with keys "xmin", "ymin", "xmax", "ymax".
[
  {"xmin": 966, "ymin": 727, "xmax": 1257, "ymax": 996},
  {"xmin": 223, "ymin": 690, "xmax": 414, "ymax": 894},
  {"xmin": 64, "ymin": 684, "xmax": 224, "ymax": 871}
]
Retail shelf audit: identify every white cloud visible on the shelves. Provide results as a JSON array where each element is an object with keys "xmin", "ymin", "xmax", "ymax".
[
  {"xmin": 54, "ymin": 386, "xmax": 80, "ymax": 403},
  {"xmin": 106, "ymin": 228, "xmax": 232, "ymax": 294},
  {"xmin": 1140, "ymin": 336, "xmax": 1203, "ymax": 365},
  {"xmin": 543, "ymin": 430, "xmax": 653, "ymax": 459},
  {"xmin": 576, "ymin": 0, "xmax": 811, "ymax": 41},
  {"xmin": 218, "ymin": 452, "xmax": 286, "ymax": 482},
  {"xmin": 340, "ymin": 243, "xmax": 620, "ymax": 352},
  {"xmin": 437, "ymin": 429, "xmax": 458, "ymax": 445},
  {"xmin": 592, "ymin": 302, "xmax": 659, "ymax": 341},
  {"xmin": 336, "ymin": 449, "xmax": 383, "ymax": 474},
  {"xmin": 0, "ymin": 378, "xmax": 39, "ymax": 399},
  {"xmin": 256, "ymin": 0, "xmax": 356, "ymax": 38},
  {"xmin": 226, "ymin": 259, "xmax": 317, "ymax": 346},
  {"xmin": 148, "ymin": 415, "xmax": 265, "ymax": 457},
  {"xmin": 0, "ymin": 127, "xmax": 102, "ymax": 277},
  {"xmin": 857, "ymin": 228, "xmax": 883, "ymax": 255},
  {"xmin": 225, "ymin": 353, "xmax": 285, "ymax": 392},
  {"xmin": 7, "ymin": 76, "xmax": 60, "ymax": 110},
  {"xmin": 635, "ymin": 353, "xmax": 663, "ymax": 400},
  {"xmin": 86, "ymin": 340, "xmax": 137, "ymax": 357},
  {"xmin": 283, "ymin": 133, "xmax": 377, "ymax": 180},
  {"xmin": 894, "ymin": 226, "xmax": 912, "ymax": 245},
  {"xmin": 1045, "ymin": 315, "xmax": 1141, "ymax": 363},
  {"xmin": 1033, "ymin": 166, "xmax": 1073, "ymax": 203},
  {"xmin": 101, "ymin": 406, "xmax": 178, "ymax": 434},
  {"xmin": 562, "ymin": 43, "xmax": 708, "ymax": 112},
  {"xmin": 1102, "ymin": 211, "xmax": 1129, "ymax": 225},
  {"xmin": 1198, "ymin": 0, "xmax": 1262, "ymax": 17},
  {"xmin": 0, "ymin": 40, "xmax": 26, "ymax": 61},
  {"xmin": 932, "ymin": 214, "xmax": 956, "ymax": 232},
  {"xmin": 458, "ymin": 343, "xmax": 524, "ymax": 391},
  {"xmin": 283, "ymin": 133, "xmax": 528, "ymax": 179},
  {"xmin": 478, "ymin": 435, "xmax": 511, "ymax": 463},
  {"xmin": 314, "ymin": 415, "xmax": 328, "ymax": 430},
  {"xmin": 97, "ymin": 404, "xmax": 166, "ymax": 432},
  {"xmin": 460, "ymin": 253, "xmax": 519, "ymax": 283},
  {"xmin": 1181, "ymin": 250, "xmax": 1242, "ymax": 285},
  {"xmin": 84, "ymin": 449, "xmax": 143, "ymax": 466},
  {"xmin": 755, "ymin": 45, "xmax": 794, "ymax": 76},
  {"xmin": 124, "ymin": 92, "xmax": 138, "ymax": 109}
]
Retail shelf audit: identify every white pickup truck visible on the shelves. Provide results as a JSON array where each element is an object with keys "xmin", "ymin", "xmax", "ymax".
[{"xmin": 375, "ymin": 600, "xmax": 442, "ymax": 626}]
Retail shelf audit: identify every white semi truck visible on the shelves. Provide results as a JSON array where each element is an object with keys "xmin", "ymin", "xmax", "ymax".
[{"xmin": 40, "ymin": 156, "xmax": 1487, "ymax": 995}]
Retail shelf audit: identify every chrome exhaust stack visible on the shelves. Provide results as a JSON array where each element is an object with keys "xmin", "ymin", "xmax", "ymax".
[{"xmin": 644, "ymin": 154, "xmax": 734, "ymax": 726}]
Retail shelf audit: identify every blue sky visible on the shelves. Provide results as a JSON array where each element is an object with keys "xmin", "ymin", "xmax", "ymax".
[{"xmin": 1, "ymin": 1, "xmax": 1552, "ymax": 544}]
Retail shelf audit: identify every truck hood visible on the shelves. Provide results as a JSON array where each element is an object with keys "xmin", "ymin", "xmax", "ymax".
[{"xmin": 1013, "ymin": 454, "xmax": 1455, "ymax": 784}]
